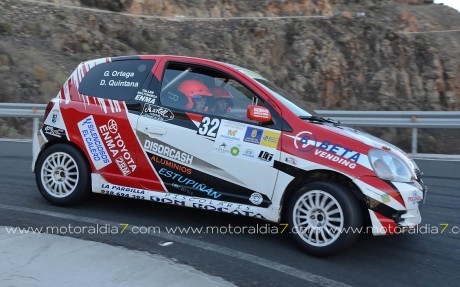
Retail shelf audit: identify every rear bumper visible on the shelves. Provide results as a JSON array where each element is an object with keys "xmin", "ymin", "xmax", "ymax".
[{"xmin": 32, "ymin": 131, "xmax": 45, "ymax": 172}]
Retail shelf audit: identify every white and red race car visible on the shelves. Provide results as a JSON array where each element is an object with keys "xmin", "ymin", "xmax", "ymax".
[{"xmin": 33, "ymin": 55, "xmax": 426, "ymax": 256}]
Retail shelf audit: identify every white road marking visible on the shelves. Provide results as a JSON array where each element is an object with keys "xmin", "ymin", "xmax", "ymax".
[
  {"xmin": 159, "ymin": 241, "xmax": 174, "ymax": 247},
  {"xmin": 0, "ymin": 203, "xmax": 353, "ymax": 287}
]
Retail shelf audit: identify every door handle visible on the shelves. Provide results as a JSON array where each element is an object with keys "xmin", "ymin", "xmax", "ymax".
[{"xmin": 144, "ymin": 126, "xmax": 167, "ymax": 136}]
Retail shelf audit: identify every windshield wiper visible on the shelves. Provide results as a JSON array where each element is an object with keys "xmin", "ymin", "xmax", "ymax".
[{"xmin": 299, "ymin": 115, "xmax": 341, "ymax": 126}]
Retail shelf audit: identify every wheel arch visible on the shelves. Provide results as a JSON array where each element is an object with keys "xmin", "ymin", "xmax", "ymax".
[
  {"xmin": 34, "ymin": 137, "xmax": 92, "ymax": 173},
  {"xmin": 280, "ymin": 169, "xmax": 368, "ymax": 220}
]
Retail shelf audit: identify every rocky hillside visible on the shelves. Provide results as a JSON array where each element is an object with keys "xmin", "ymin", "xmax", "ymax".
[
  {"xmin": 0, "ymin": 0, "xmax": 459, "ymax": 152},
  {"xmin": 42, "ymin": 0, "xmax": 334, "ymax": 16}
]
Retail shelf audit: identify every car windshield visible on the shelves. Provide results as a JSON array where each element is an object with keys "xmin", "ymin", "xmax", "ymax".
[
  {"xmin": 226, "ymin": 64, "xmax": 314, "ymax": 117},
  {"xmin": 254, "ymin": 78, "xmax": 314, "ymax": 117}
]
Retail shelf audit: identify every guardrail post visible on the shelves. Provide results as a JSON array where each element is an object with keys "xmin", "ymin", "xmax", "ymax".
[
  {"xmin": 33, "ymin": 117, "xmax": 39, "ymax": 139},
  {"xmin": 411, "ymin": 128, "xmax": 418, "ymax": 155}
]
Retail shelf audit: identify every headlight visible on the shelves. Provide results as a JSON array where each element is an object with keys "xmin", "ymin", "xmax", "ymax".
[{"xmin": 369, "ymin": 149, "xmax": 413, "ymax": 182}]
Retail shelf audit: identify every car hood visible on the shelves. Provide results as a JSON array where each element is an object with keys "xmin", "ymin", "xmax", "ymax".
[{"xmin": 319, "ymin": 124, "xmax": 414, "ymax": 165}]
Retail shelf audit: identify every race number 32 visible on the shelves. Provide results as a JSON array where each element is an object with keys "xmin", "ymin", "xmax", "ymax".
[{"xmin": 198, "ymin": 117, "xmax": 220, "ymax": 137}]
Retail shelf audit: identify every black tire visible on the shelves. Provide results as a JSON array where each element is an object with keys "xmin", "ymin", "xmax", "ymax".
[
  {"xmin": 286, "ymin": 181, "xmax": 362, "ymax": 257},
  {"xmin": 35, "ymin": 143, "xmax": 91, "ymax": 206}
]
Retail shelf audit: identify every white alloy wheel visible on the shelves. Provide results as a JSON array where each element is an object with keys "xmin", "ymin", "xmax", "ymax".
[
  {"xmin": 40, "ymin": 152, "xmax": 79, "ymax": 198},
  {"xmin": 36, "ymin": 144, "xmax": 91, "ymax": 206},
  {"xmin": 287, "ymin": 181, "xmax": 362, "ymax": 256},
  {"xmin": 293, "ymin": 190, "xmax": 345, "ymax": 247}
]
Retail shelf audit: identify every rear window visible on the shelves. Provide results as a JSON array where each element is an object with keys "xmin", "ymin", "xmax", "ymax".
[{"xmin": 78, "ymin": 60, "xmax": 155, "ymax": 101}]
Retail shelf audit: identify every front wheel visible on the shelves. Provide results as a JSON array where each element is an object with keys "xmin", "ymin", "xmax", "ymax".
[
  {"xmin": 35, "ymin": 144, "xmax": 91, "ymax": 206},
  {"xmin": 287, "ymin": 181, "xmax": 362, "ymax": 256}
]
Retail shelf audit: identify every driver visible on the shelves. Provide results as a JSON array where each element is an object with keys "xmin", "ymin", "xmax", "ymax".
[
  {"xmin": 209, "ymin": 86, "xmax": 234, "ymax": 115},
  {"xmin": 177, "ymin": 80, "xmax": 213, "ymax": 112}
]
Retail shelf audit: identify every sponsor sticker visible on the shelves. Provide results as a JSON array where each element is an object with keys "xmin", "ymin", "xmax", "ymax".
[
  {"xmin": 44, "ymin": 125, "xmax": 65, "ymax": 138},
  {"xmin": 78, "ymin": 116, "xmax": 111, "ymax": 170},
  {"xmin": 293, "ymin": 131, "xmax": 361, "ymax": 169},
  {"xmin": 294, "ymin": 131, "xmax": 317, "ymax": 152},
  {"xmin": 313, "ymin": 140, "xmax": 360, "ymax": 169},
  {"xmin": 101, "ymin": 183, "xmax": 146, "ymax": 199},
  {"xmin": 212, "ymin": 121, "xmax": 278, "ymax": 164},
  {"xmin": 172, "ymin": 183, "xmax": 195, "ymax": 196},
  {"xmin": 260, "ymin": 130, "xmax": 280, "ymax": 148},
  {"xmin": 115, "ymin": 156, "xmax": 131, "ymax": 176},
  {"xmin": 213, "ymin": 141, "xmax": 230, "ymax": 155},
  {"xmin": 243, "ymin": 148, "xmax": 256, "ymax": 159},
  {"xmin": 144, "ymin": 139, "xmax": 194, "ymax": 165},
  {"xmin": 99, "ymin": 119, "xmax": 137, "ymax": 176},
  {"xmin": 158, "ymin": 167, "xmax": 222, "ymax": 199},
  {"xmin": 142, "ymin": 104, "xmax": 174, "ymax": 121},
  {"xmin": 285, "ymin": 157, "xmax": 297, "ymax": 165},
  {"xmin": 253, "ymin": 107, "xmax": 270, "ymax": 118},
  {"xmin": 244, "ymin": 127, "xmax": 263, "ymax": 145},
  {"xmin": 135, "ymin": 89, "xmax": 157, "ymax": 104},
  {"xmin": 149, "ymin": 193, "xmax": 266, "ymax": 219},
  {"xmin": 102, "ymin": 183, "xmax": 145, "ymax": 194},
  {"xmin": 216, "ymin": 120, "xmax": 245, "ymax": 142},
  {"xmin": 408, "ymin": 191, "xmax": 422, "ymax": 204},
  {"xmin": 151, "ymin": 154, "xmax": 192, "ymax": 175},
  {"xmin": 51, "ymin": 110, "xmax": 59, "ymax": 124},
  {"xmin": 230, "ymin": 147, "xmax": 240, "ymax": 156},
  {"xmin": 381, "ymin": 194, "xmax": 391, "ymax": 203},
  {"xmin": 249, "ymin": 192, "xmax": 263, "ymax": 205},
  {"xmin": 92, "ymin": 175, "xmax": 267, "ymax": 220},
  {"xmin": 258, "ymin": 150, "xmax": 274, "ymax": 162}
]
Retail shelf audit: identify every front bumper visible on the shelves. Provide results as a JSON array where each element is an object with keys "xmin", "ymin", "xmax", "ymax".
[{"xmin": 353, "ymin": 176, "xmax": 426, "ymax": 235}]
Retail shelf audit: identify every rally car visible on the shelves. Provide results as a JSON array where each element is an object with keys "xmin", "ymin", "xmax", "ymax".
[{"xmin": 32, "ymin": 55, "xmax": 426, "ymax": 256}]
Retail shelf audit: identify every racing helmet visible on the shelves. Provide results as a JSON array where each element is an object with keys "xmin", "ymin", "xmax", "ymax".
[
  {"xmin": 178, "ymin": 80, "xmax": 212, "ymax": 109},
  {"xmin": 210, "ymin": 86, "xmax": 234, "ymax": 113}
]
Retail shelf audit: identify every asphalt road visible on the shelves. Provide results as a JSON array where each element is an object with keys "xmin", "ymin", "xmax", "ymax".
[{"xmin": 0, "ymin": 141, "xmax": 459, "ymax": 287}]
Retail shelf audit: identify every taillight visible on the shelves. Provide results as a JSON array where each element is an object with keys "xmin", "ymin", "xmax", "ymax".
[{"xmin": 43, "ymin": 101, "xmax": 54, "ymax": 122}]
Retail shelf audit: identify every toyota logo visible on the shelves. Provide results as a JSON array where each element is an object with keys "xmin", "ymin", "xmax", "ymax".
[
  {"xmin": 294, "ymin": 131, "xmax": 317, "ymax": 152},
  {"xmin": 108, "ymin": 119, "xmax": 118, "ymax": 134}
]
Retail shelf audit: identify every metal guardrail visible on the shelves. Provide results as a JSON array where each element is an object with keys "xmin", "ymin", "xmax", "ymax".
[
  {"xmin": 316, "ymin": 110, "xmax": 460, "ymax": 128},
  {"xmin": 315, "ymin": 110, "xmax": 460, "ymax": 154},
  {"xmin": 0, "ymin": 103, "xmax": 46, "ymax": 141},
  {"xmin": 1, "ymin": 103, "xmax": 459, "ymax": 154},
  {"xmin": 0, "ymin": 103, "xmax": 47, "ymax": 115}
]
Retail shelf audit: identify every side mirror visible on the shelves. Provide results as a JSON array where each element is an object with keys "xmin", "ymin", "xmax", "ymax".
[{"xmin": 247, "ymin": 105, "xmax": 272, "ymax": 123}]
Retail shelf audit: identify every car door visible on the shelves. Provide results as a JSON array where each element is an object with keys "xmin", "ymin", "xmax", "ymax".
[{"xmin": 135, "ymin": 59, "xmax": 283, "ymax": 208}]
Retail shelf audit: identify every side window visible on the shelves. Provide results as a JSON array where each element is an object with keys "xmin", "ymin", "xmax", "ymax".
[
  {"xmin": 158, "ymin": 65, "xmax": 192, "ymax": 110},
  {"xmin": 78, "ymin": 60, "xmax": 155, "ymax": 101},
  {"xmin": 211, "ymin": 77, "xmax": 254, "ymax": 119},
  {"xmin": 159, "ymin": 63, "xmax": 258, "ymax": 122}
]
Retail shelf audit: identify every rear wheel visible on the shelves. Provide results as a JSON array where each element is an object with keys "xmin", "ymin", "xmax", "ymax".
[
  {"xmin": 287, "ymin": 181, "xmax": 362, "ymax": 256},
  {"xmin": 35, "ymin": 144, "xmax": 91, "ymax": 206}
]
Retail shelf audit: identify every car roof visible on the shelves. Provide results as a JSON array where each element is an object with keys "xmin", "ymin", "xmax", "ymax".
[{"xmin": 111, "ymin": 54, "xmax": 228, "ymax": 67}]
